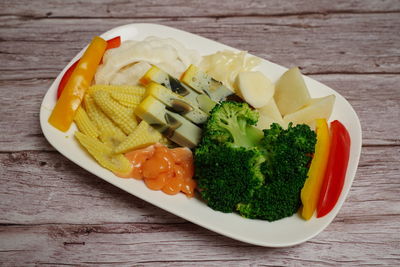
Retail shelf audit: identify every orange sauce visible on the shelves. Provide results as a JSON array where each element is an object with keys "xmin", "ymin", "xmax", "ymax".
[{"xmin": 117, "ymin": 143, "xmax": 196, "ymax": 197}]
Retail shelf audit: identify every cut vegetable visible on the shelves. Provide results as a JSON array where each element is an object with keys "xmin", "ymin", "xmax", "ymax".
[
  {"xmin": 283, "ymin": 94, "xmax": 335, "ymax": 127},
  {"xmin": 110, "ymin": 91, "xmax": 143, "ymax": 108},
  {"xmin": 75, "ymin": 131, "xmax": 132, "ymax": 175},
  {"xmin": 49, "ymin": 36, "xmax": 107, "ymax": 132},
  {"xmin": 84, "ymin": 94, "xmax": 127, "ymax": 148},
  {"xmin": 105, "ymin": 36, "xmax": 121, "ymax": 50},
  {"xmin": 92, "ymin": 90, "xmax": 138, "ymax": 135},
  {"xmin": 95, "ymin": 36, "xmax": 200, "ymax": 85},
  {"xmin": 88, "ymin": 84, "xmax": 146, "ymax": 97},
  {"xmin": 57, "ymin": 36, "xmax": 121, "ymax": 99},
  {"xmin": 108, "ymin": 61, "xmax": 152, "ymax": 86},
  {"xmin": 236, "ymin": 71, "xmax": 275, "ymax": 108},
  {"xmin": 57, "ymin": 60, "xmax": 79, "ymax": 99},
  {"xmin": 317, "ymin": 120, "xmax": 351, "ymax": 218},
  {"xmin": 256, "ymin": 98, "xmax": 285, "ymax": 130},
  {"xmin": 73, "ymin": 106, "xmax": 99, "ymax": 139},
  {"xmin": 114, "ymin": 120, "xmax": 163, "ymax": 154},
  {"xmin": 301, "ymin": 119, "xmax": 331, "ymax": 220},
  {"xmin": 274, "ymin": 67, "xmax": 311, "ymax": 116}
]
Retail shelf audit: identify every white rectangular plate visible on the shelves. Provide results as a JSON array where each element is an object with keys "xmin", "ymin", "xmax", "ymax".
[{"xmin": 40, "ymin": 23, "xmax": 362, "ymax": 247}]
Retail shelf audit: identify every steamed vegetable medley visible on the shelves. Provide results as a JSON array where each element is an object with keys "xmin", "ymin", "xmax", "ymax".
[{"xmin": 49, "ymin": 35, "xmax": 351, "ymax": 222}]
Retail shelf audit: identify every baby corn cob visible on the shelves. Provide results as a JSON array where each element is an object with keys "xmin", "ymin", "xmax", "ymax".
[
  {"xmin": 75, "ymin": 131, "xmax": 132, "ymax": 174},
  {"xmin": 114, "ymin": 120, "xmax": 163, "ymax": 154},
  {"xmin": 159, "ymin": 136, "xmax": 174, "ymax": 148},
  {"xmin": 88, "ymin": 84, "xmax": 146, "ymax": 97},
  {"xmin": 74, "ymin": 106, "xmax": 99, "ymax": 139},
  {"xmin": 84, "ymin": 94, "xmax": 127, "ymax": 148},
  {"xmin": 92, "ymin": 90, "xmax": 138, "ymax": 135},
  {"xmin": 110, "ymin": 91, "xmax": 143, "ymax": 108}
]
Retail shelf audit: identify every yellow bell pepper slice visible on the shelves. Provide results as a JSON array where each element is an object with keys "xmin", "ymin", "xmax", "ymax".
[
  {"xmin": 301, "ymin": 118, "xmax": 331, "ymax": 220},
  {"xmin": 48, "ymin": 36, "xmax": 107, "ymax": 132}
]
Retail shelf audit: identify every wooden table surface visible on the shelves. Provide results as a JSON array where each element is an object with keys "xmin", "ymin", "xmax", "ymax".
[{"xmin": 1, "ymin": 0, "xmax": 399, "ymax": 266}]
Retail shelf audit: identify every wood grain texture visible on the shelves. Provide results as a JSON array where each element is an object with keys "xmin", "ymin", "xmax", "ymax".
[
  {"xmin": 0, "ymin": 220, "xmax": 399, "ymax": 266},
  {"xmin": 1, "ymin": 0, "xmax": 400, "ymax": 18},
  {"xmin": 0, "ymin": 146, "xmax": 399, "ymax": 225},
  {"xmin": 0, "ymin": 0, "xmax": 399, "ymax": 266},
  {"xmin": 1, "ymin": 14, "xmax": 400, "ymax": 77}
]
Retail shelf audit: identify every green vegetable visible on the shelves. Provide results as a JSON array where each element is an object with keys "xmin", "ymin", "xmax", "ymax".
[
  {"xmin": 237, "ymin": 123, "xmax": 316, "ymax": 221},
  {"xmin": 201, "ymin": 101, "xmax": 263, "ymax": 148},
  {"xmin": 195, "ymin": 143, "xmax": 265, "ymax": 212},
  {"xmin": 194, "ymin": 101, "xmax": 316, "ymax": 221}
]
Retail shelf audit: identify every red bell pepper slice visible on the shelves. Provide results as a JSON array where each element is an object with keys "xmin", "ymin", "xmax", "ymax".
[
  {"xmin": 105, "ymin": 36, "xmax": 121, "ymax": 50},
  {"xmin": 317, "ymin": 120, "xmax": 351, "ymax": 218},
  {"xmin": 56, "ymin": 36, "xmax": 121, "ymax": 99},
  {"xmin": 56, "ymin": 60, "xmax": 79, "ymax": 99}
]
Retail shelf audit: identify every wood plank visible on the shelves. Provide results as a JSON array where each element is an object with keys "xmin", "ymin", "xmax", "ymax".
[
  {"xmin": 1, "ymin": 146, "xmax": 398, "ymax": 225},
  {"xmin": 0, "ymin": 150, "xmax": 184, "ymax": 225},
  {"xmin": 311, "ymin": 74, "xmax": 400, "ymax": 146},
  {"xmin": 0, "ymin": 74, "xmax": 398, "ymax": 152},
  {"xmin": 0, "ymin": 146, "xmax": 396, "ymax": 265},
  {"xmin": 1, "ymin": 14, "xmax": 399, "ymax": 77},
  {"xmin": 1, "ymin": 0, "xmax": 400, "ymax": 18},
  {"xmin": 0, "ymin": 217, "xmax": 398, "ymax": 266}
]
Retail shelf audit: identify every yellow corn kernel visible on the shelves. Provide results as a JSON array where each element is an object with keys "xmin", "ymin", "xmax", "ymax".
[
  {"xmin": 84, "ymin": 94, "xmax": 125, "ymax": 135},
  {"xmin": 98, "ymin": 128, "xmax": 127, "ymax": 149},
  {"xmin": 75, "ymin": 131, "xmax": 132, "ymax": 175},
  {"xmin": 74, "ymin": 106, "xmax": 99, "ymax": 139},
  {"xmin": 83, "ymin": 94, "xmax": 127, "ymax": 147},
  {"xmin": 114, "ymin": 120, "xmax": 163, "ymax": 154},
  {"xmin": 88, "ymin": 84, "xmax": 146, "ymax": 97},
  {"xmin": 92, "ymin": 90, "xmax": 138, "ymax": 135},
  {"xmin": 110, "ymin": 91, "xmax": 143, "ymax": 108}
]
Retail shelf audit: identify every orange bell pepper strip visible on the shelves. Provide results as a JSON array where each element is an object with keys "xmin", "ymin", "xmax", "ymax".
[
  {"xmin": 48, "ymin": 36, "xmax": 107, "ymax": 132},
  {"xmin": 56, "ymin": 36, "xmax": 121, "ymax": 99},
  {"xmin": 300, "ymin": 118, "xmax": 331, "ymax": 220}
]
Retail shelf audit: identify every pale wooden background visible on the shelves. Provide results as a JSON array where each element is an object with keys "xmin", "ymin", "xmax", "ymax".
[{"xmin": 1, "ymin": 0, "xmax": 399, "ymax": 266}]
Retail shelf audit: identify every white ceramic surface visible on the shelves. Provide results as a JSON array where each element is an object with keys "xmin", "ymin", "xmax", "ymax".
[{"xmin": 40, "ymin": 23, "xmax": 362, "ymax": 247}]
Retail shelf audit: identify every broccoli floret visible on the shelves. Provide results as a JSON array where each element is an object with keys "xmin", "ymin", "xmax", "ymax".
[
  {"xmin": 195, "ymin": 101, "xmax": 264, "ymax": 212},
  {"xmin": 237, "ymin": 178, "xmax": 305, "ymax": 221},
  {"xmin": 195, "ymin": 143, "xmax": 265, "ymax": 212},
  {"xmin": 260, "ymin": 123, "xmax": 316, "ymax": 184},
  {"xmin": 194, "ymin": 101, "xmax": 317, "ymax": 221},
  {"xmin": 237, "ymin": 123, "xmax": 317, "ymax": 221},
  {"xmin": 203, "ymin": 101, "xmax": 263, "ymax": 148}
]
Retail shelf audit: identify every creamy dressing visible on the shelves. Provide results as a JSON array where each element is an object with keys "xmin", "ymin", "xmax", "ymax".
[{"xmin": 199, "ymin": 50, "xmax": 260, "ymax": 90}]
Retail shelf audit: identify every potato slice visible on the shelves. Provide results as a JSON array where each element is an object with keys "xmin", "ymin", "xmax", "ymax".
[
  {"xmin": 236, "ymin": 71, "xmax": 275, "ymax": 108},
  {"xmin": 256, "ymin": 98, "xmax": 284, "ymax": 130},
  {"xmin": 283, "ymin": 94, "xmax": 336, "ymax": 127},
  {"xmin": 274, "ymin": 67, "xmax": 311, "ymax": 116}
]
